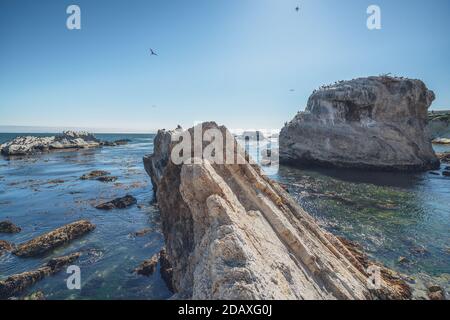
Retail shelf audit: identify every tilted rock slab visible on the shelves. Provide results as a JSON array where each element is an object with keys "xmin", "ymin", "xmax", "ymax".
[
  {"xmin": 280, "ymin": 76, "xmax": 439, "ymax": 171},
  {"xmin": 144, "ymin": 122, "xmax": 410, "ymax": 299},
  {"xmin": 0, "ymin": 253, "xmax": 81, "ymax": 299},
  {"xmin": 13, "ymin": 220, "xmax": 95, "ymax": 257}
]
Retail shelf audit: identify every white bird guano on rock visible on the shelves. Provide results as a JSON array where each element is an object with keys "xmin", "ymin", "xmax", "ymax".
[
  {"xmin": 280, "ymin": 76, "xmax": 440, "ymax": 171},
  {"xmin": 144, "ymin": 122, "xmax": 411, "ymax": 300}
]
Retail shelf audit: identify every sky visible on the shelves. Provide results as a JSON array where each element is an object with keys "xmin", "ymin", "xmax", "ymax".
[{"xmin": 0, "ymin": 0, "xmax": 449, "ymax": 133}]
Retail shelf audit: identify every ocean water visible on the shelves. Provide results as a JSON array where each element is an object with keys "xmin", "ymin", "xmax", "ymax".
[{"xmin": 0, "ymin": 133, "xmax": 449, "ymax": 299}]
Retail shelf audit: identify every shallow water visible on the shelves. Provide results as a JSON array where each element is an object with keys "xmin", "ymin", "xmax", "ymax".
[
  {"xmin": 0, "ymin": 133, "xmax": 171, "ymax": 299},
  {"xmin": 0, "ymin": 133, "xmax": 449, "ymax": 299}
]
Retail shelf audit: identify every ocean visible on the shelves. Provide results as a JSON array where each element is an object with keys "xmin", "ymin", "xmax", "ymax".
[{"xmin": 0, "ymin": 133, "xmax": 449, "ymax": 299}]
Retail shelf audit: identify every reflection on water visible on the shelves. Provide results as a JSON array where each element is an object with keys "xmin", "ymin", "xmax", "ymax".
[{"xmin": 0, "ymin": 133, "xmax": 449, "ymax": 299}]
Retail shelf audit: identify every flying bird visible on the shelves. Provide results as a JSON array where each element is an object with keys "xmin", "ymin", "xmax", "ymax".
[
  {"xmin": 150, "ymin": 48, "xmax": 158, "ymax": 56},
  {"xmin": 295, "ymin": 6, "xmax": 300, "ymax": 12}
]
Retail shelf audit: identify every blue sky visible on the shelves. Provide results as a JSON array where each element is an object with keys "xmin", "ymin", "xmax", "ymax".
[{"xmin": 1, "ymin": 0, "xmax": 449, "ymax": 132}]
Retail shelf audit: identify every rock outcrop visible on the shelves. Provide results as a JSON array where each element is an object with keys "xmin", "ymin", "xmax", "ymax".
[
  {"xmin": 0, "ymin": 131, "xmax": 112, "ymax": 156},
  {"xmin": 280, "ymin": 76, "xmax": 439, "ymax": 171},
  {"xmin": 0, "ymin": 240, "xmax": 14, "ymax": 257},
  {"xmin": 144, "ymin": 122, "xmax": 410, "ymax": 300},
  {"xmin": 0, "ymin": 253, "xmax": 81, "ymax": 299},
  {"xmin": 13, "ymin": 220, "xmax": 95, "ymax": 257}
]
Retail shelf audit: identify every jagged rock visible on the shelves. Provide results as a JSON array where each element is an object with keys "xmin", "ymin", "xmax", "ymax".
[
  {"xmin": 144, "ymin": 122, "xmax": 411, "ymax": 300},
  {"xmin": 13, "ymin": 220, "xmax": 95, "ymax": 257},
  {"xmin": 135, "ymin": 254, "xmax": 159, "ymax": 276},
  {"xmin": 0, "ymin": 240, "xmax": 14, "ymax": 256},
  {"xmin": 0, "ymin": 131, "xmax": 101, "ymax": 156},
  {"xmin": 143, "ymin": 126, "xmax": 183, "ymax": 192},
  {"xmin": 437, "ymin": 152, "xmax": 450, "ymax": 163},
  {"xmin": 0, "ymin": 253, "xmax": 80, "ymax": 299},
  {"xmin": 280, "ymin": 76, "xmax": 439, "ymax": 172},
  {"xmin": 95, "ymin": 195, "xmax": 137, "ymax": 210},
  {"xmin": 0, "ymin": 221, "xmax": 21, "ymax": 233}
]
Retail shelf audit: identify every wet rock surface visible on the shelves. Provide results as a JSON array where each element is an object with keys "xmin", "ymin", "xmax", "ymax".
[
  {"xmin": 0, "ymin": 221, "xmax": 21, "ymax": 233},
  {"xmin": 80, "ymin": 170, "xmax": 118, "ymax": 182},
  {"xmin": 437, "ymin": 152, "xmax": 450, "ymax": 163},
  {"xmin": 427, "ymin": 285, "xmax": 446, "ymax": 300},
  {"xmin": 95, "ymin": 195, "xmax": 137, "ymax": 210},
  {"xmin": 280, "ymin": 76, "xmax": 439, "ymax": 172},
  {"xmin": 144, "ymin": 122, "xmax": 411, "ymax": 300},
  {"xmin": 0, "ymin": 240, "xmax": 14, "ymax": 256},
  {"xmin": 0, "ymin": 253, "xmax": 81, "ymax": 299},
  {"xmin": 13, "ymin": 220, "xmax": 95, "ymax": 257}
]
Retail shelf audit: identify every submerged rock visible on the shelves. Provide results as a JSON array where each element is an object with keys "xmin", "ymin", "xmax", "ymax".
[
  {"xmin": 0, "ymin": 131, "xmax": 102, "ymax": 156},
  {"xmin": 0, "ymin": 240, "xmax": 14, "ymax": 256},
  {"xmin": 95, "ymin": 195, "xmax": 137, "ymax": 210},
  {"xmin": 280, "ymin": 76, "xmax": 439, "ymax": 172},
  {"xmin": 13, "ymin": 220, "xmax": 95, "ymax": 257},
  {"xmin": 114, "ymin": 139, "xmax": 131, "ymax": 145},
  {"xmin": 0, "ymin": 253, "xmax": 81, "ymax": 299},
  {"xmin": 144, "ymin": 122, "xmax": 411, "ymax": 300},
  {"xmin": 0, "ymin": 221, "xmax": 21, "ymax": 233}
]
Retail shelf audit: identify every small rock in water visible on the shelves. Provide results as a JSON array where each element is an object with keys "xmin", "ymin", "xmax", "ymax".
[
  {"xmin": 442, "ymin": 171, "xmax": 450, "ymax": 177},
  {"xmin": 437, "ymin": 152, "xmax": 450, "ymax": 163},
  {"xmin": 428, "ymin": 171, "xmax": 440, "ymax": 176},
  {"xmin": 135, "ymin": 254, "xmax": 159, "ymax": 276},
  {"xmin": 95, "ymin": 195, "xmax": 137, "ymax": 210},
  {"xmin": 23, "ymin": 291, "xmax": 46, "ymax": 300},
  {"xmin": 80, "ymin": 170, "xmax": 110, "ymax": 180},
  {"xmin": 410, "ymin": 246, "xmax": 428, "ymax": 256},
  {"xmin": 13, "ymin": 220, "xmax": 95, "ymax": 257},
  {"xmin": 132, "ymin": 228, "xmax": 152, "ymax": 237},
  {"xmin": 0, "ymin": 221, "xmax": 21, "ymax": 233},
  {"xmin": 397, "ymin": 256, "xmax": 409, "ymax": 264},
  {"xmin": 427, "ymin": 285, "xmax": 446, "ymax": 300}
]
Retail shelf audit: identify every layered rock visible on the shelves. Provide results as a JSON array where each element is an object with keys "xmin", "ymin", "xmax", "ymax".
[
  {"xmin": 13, "ymin": 220, "xmax": 95, "ymax": 257},
  {"xmin": 144, "ymin": 122, "xmax": 410, "ymax": 300},
  {"xmin": 1, "ymin": 131, "xmax": 106, "ymax": 156},
  {"xmin": 280, "ymin": 76, "xmax": 439, "ymax": 171}
]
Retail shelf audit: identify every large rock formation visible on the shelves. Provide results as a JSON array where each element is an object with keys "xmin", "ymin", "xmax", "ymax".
[
  {"xmin": 144, "ymin": 122, "xmax": 410, "ymax": 300},
  {"xmin": 280, "ymin": 76, "xmax": 439, "ymax": 171},
  {"xmin": 1, "ymin": 131, "xmax": 105, "ymax": 156}
]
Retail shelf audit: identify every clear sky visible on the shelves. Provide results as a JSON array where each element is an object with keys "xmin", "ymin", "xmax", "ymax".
[{"xmin": 1, "ymin": 0, "xmax": 449, "ymax": 132}]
